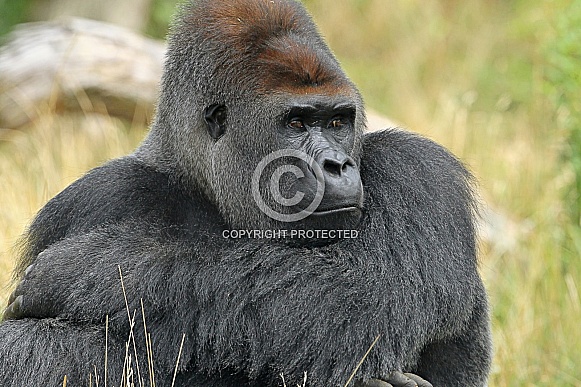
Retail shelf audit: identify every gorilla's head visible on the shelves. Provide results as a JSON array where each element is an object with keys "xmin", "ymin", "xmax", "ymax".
[{"xmin": 142, "ymin": 0, "xmax": 365, "ymax": 234}]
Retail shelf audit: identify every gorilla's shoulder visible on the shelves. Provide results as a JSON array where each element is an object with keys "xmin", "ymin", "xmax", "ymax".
[
  {"xmin": 361, "ymin": 128, "xmax": 474, "ymax": 186},
  {"xmin": 362, "ymin": 128, "xmax": 468, "ymax": 170},
  {"xmin": 360, "ymin": 128, "xmax": 477, "ymax": 216},
  {"xmin": 23, "ymin": 156, "xmax": 219, "ymax": 261},
  {"xmin": 41, "ymin": 156, "xmax": 183, "ymax": 224}
]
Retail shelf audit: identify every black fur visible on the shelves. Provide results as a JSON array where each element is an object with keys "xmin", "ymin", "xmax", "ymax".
[{"xmin": 0, "ymin": 0, "xmax": 491, "ymax": 386}]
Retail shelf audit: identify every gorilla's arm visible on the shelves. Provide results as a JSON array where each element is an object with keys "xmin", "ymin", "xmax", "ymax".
[
  {"xmin": 415, "ymin": 293, "xmax": 492, "ymax": 386},
  {"xmin": 356, "ymin": 129, "xmax": 492, "ymax": 386},
  {"xmin": 0, "ymin": 317, "xmax": 128, "ymax": 386},
  {"xmin": 3, "ymin": 129, "xmax": 491, "ymax": 386},
  {"xmin": 5, "ymin": 222, "xmax": 433, "ymax": 386}
]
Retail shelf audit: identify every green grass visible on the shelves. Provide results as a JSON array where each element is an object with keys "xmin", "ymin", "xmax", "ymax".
[{"xmin": 1, "ymin": 0, "xmax": 580, "ymax": 386}]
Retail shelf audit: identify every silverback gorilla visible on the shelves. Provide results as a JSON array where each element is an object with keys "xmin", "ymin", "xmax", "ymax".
[{"xmin": 0, "ymin": 0, "xmax": 492, "ymax": 386}]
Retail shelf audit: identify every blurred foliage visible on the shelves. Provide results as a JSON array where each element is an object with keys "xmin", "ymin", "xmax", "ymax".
[
  {"xmin": 146, "ymin": 0, "xmax": 180, "ymax": 38},
  {"xmin": 0, "ymin": 0, "xmax": 180, "ymax": 38},
  {"xmin": 545, "ymin": 0, "xmax": 581, "ymax": 233},
  {"xmin": 0, "ymin": 0, "xmax": 32, "ymax": 37}
]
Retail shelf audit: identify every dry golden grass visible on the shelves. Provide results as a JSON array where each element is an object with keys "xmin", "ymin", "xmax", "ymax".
[
  {"xmin": 1, "ymin": 1, "xmax": 580, "ymax": 386},
  {"xmin": 0, "ymin": 110, "xmax": 147, "ymax": 302}
]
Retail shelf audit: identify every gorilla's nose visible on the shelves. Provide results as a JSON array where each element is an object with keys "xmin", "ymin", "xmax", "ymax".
[
  {"xmin": 322, "ymin": 155, "xmax": 355, "ymax": 177},
  {"xmin": 316, "ymin": 152, "xmax": 363, "ymax": 212}
]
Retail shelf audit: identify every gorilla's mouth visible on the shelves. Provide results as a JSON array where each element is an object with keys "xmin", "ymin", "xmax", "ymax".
[{"xmin": 312, "ymin": 206, "xmax": 361, "ymax": 216}]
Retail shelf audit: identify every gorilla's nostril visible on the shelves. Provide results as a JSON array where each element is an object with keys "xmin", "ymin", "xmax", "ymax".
[
  {"xmin": 323, "ymin": 159, "xmax": 343, "ymax": 176},
  {"xmin": 342, "ymin": 159, "xmax": 354, "ymax": 172}
]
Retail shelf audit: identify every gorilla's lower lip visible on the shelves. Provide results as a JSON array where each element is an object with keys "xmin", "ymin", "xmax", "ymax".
[{"xmin": 312, "ymin": 206, "xmax": 361, "ymax": 216}]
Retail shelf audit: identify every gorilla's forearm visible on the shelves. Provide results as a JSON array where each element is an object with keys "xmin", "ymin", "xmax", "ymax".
[
  {"xmin": 0, "ymin": 318, "xmax": 124, "ymax": 386},
  {"xmin": 7, "ymin": 221, "xmax": 487, "ymax": 385},
  {"xmin": 415, "ymin": 294, "xmax": 492, "ymax": 387}
]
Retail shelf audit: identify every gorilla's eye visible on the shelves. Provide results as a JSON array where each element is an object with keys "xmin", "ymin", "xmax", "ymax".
[
  {"xmin": 329, "ymin": 117, "xmax": 347, "ymax": 129},
  {"xmin": 288, "ymin": 119, "xmax": 305, "ymax": 130}
]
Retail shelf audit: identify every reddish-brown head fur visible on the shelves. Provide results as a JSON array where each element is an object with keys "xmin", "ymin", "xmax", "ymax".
[{"xmin": 174, "ymin": 0, "xmax": 355, "ymax": 97}]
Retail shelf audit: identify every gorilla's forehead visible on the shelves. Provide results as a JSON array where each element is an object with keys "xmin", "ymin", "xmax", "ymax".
[{"xmin": 255, "ymin": 39, "xmax": 354, "ymax": 96}]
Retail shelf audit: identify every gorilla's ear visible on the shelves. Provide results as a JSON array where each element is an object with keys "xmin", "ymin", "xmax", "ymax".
[{"xmin": 204, "ymin": 104, "xmax": 228, "ymax": 140}]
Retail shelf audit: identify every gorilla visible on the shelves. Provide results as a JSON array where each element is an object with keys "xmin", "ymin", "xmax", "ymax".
[{"xmin": 0, "ymin": 0, "xmax": 492, "ymax": 386}]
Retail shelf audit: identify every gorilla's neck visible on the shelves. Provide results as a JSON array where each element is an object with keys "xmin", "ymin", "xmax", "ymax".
[{"xmin": 136, "ymin": 113, "xmax": 217, "ymax": 197}]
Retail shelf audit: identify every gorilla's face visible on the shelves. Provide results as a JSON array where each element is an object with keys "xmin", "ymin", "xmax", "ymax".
[
  {"xmin": 275, "ymin": 96, "xmax": 363, "ymax": 217},
  {"xmin": 206, "ymin": 92, "xmax": 364, "ymax": 235}
]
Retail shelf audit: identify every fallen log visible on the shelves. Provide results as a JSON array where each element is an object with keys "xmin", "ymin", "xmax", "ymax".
[{"xmin": 0, "ymin": 18, "xmax": 164, "ymax": 128}]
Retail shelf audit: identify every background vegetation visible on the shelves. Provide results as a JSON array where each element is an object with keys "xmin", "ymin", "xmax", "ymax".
[{"xmin": 0, "ymin": 0, "xmax": 580, "ymax": 386}]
